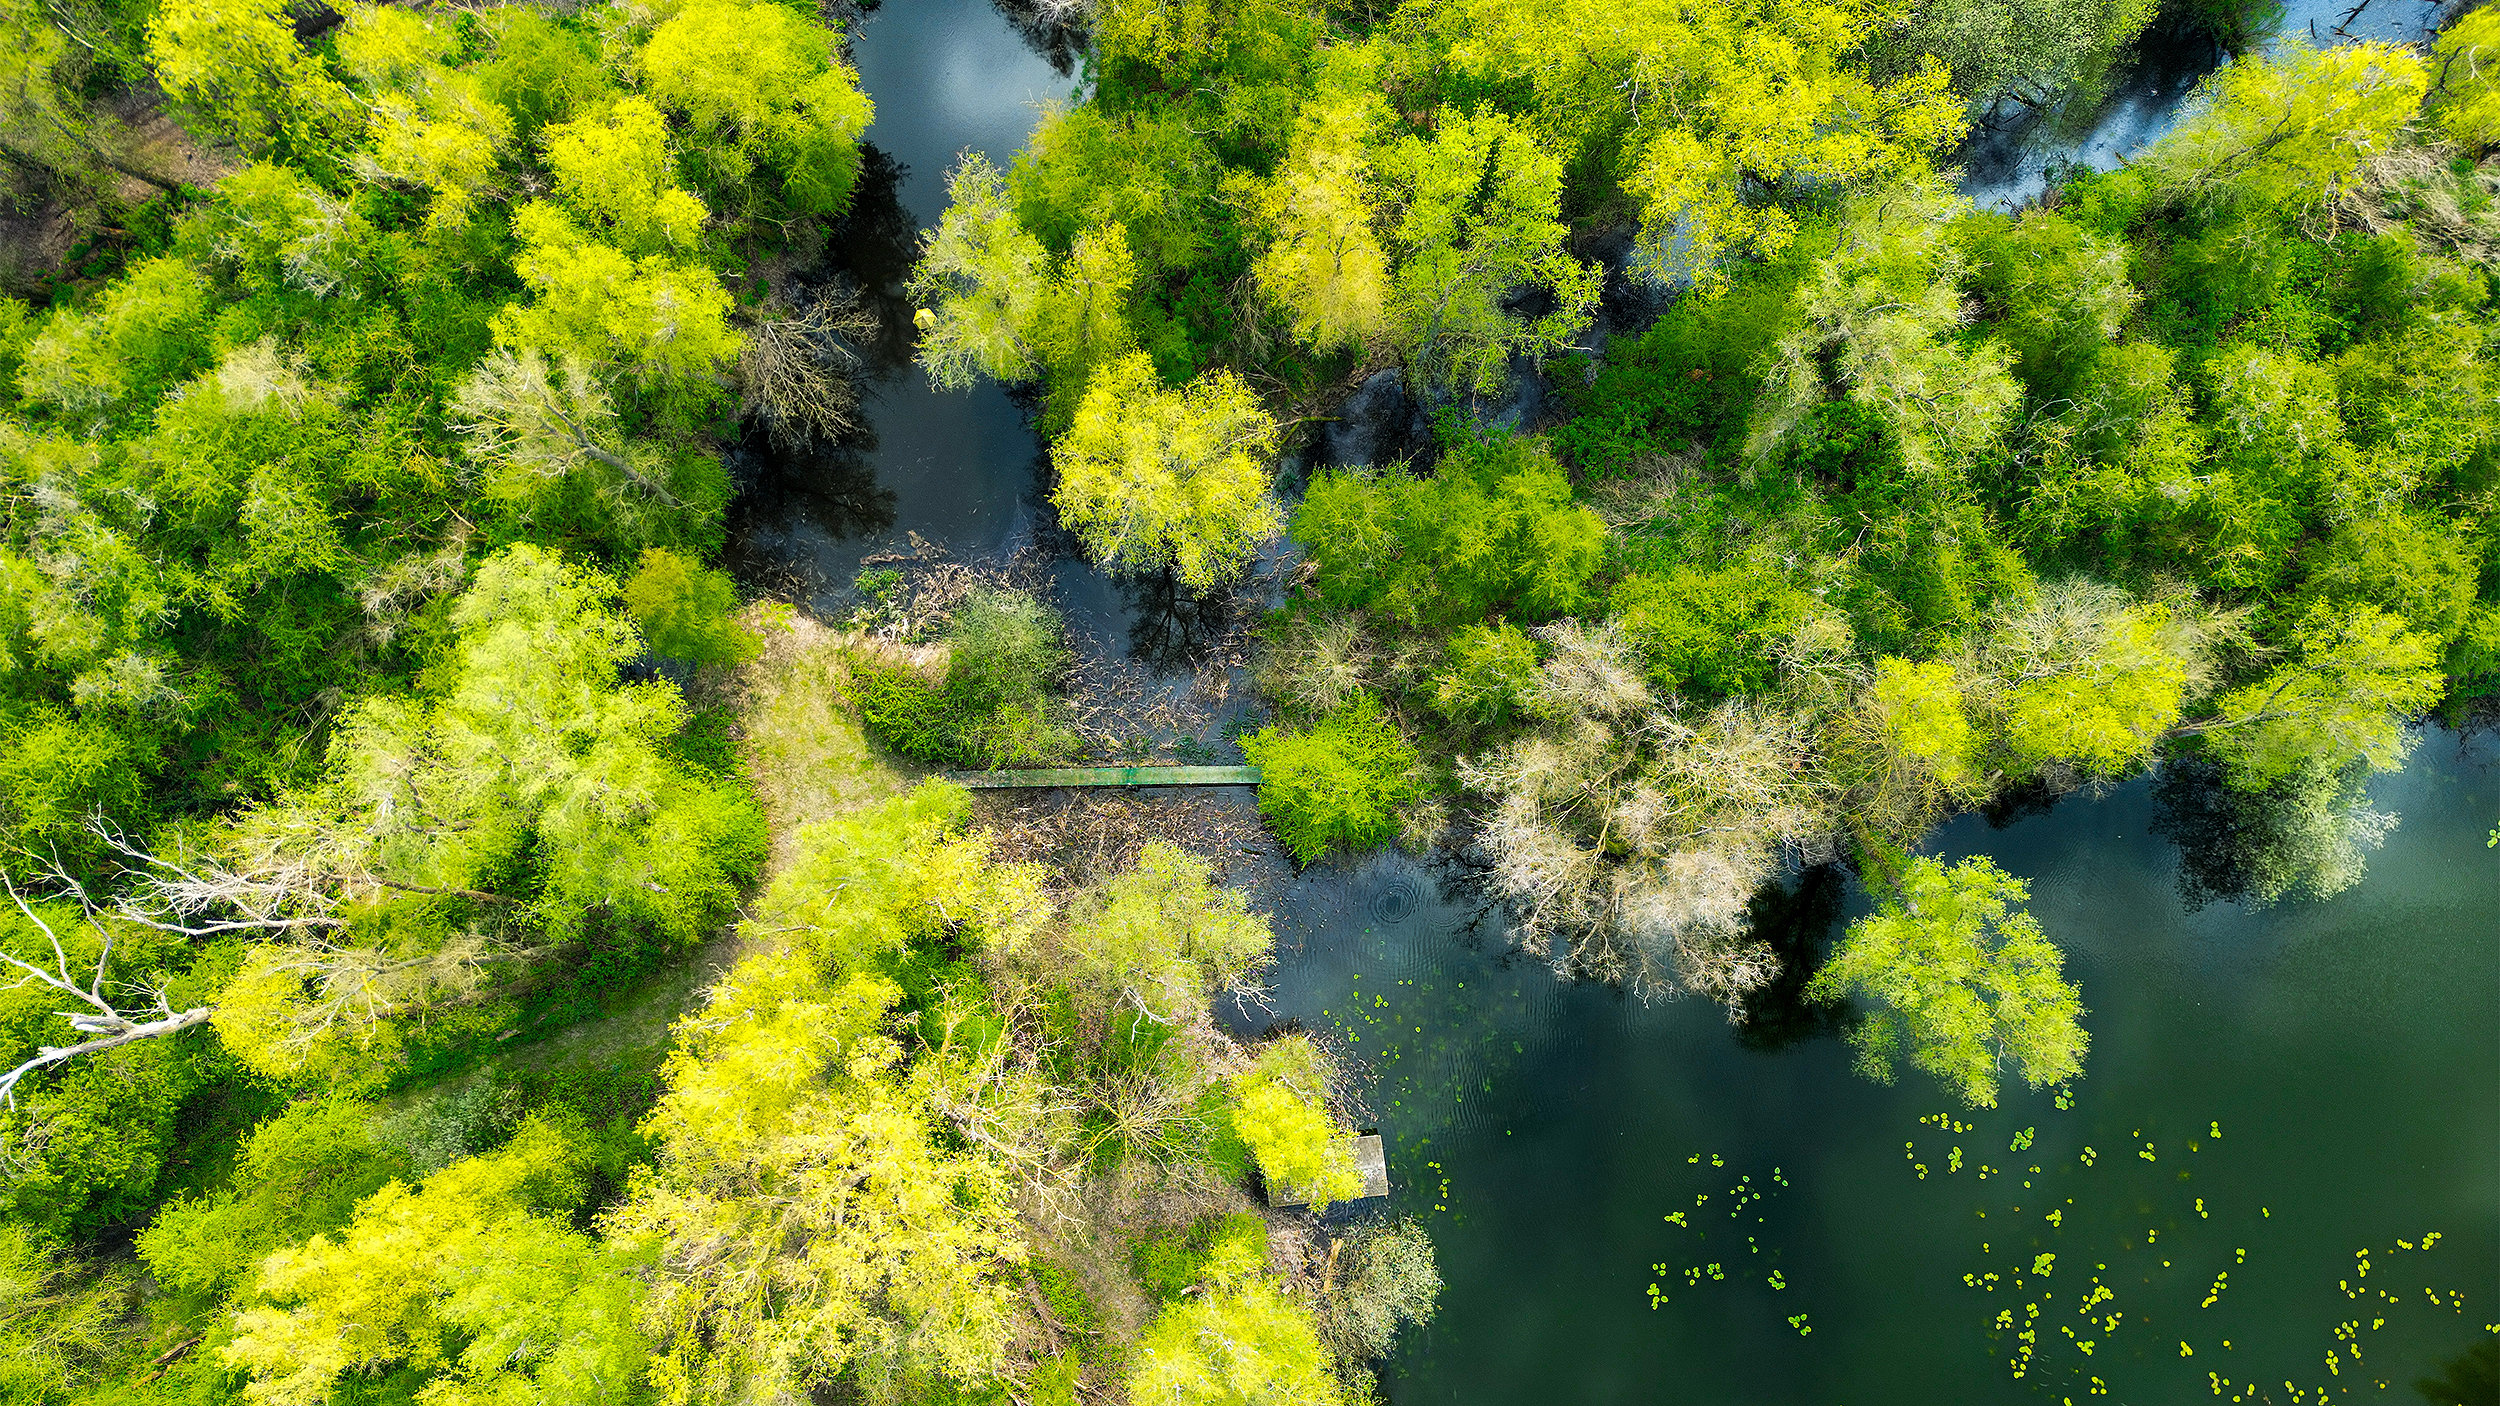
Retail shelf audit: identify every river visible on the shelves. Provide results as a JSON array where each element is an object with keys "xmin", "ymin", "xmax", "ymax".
[{"xmin": 731, "ymin": 2, "xmax": 2500, "ymax": 1400}]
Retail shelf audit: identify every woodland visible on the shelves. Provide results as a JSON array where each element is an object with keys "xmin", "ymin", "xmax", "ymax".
[{"xmin": 0, "ymin": 0, "xmax": 2495, "ymax": 1398}]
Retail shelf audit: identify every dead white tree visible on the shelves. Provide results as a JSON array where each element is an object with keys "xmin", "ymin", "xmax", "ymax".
[
  {"xmin": 0, "ymin": 820, "xmax": 348, "ymax": 1107},
  {"xmin": 739, "ymin": 290, "xmax": 876, "ymax": 450}
]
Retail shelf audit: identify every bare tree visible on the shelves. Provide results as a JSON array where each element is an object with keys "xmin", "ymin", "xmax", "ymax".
[
  {"xmin": 0, "ymin": 817, "xmax": 345, "ymax": 1109},
  {"xmin": 739, "ymin": 290, "xmax": 876, "ymax": 451},
  {"xmin": 0, "ymin": 817, "xmax": 393, "ymax": 1106}
]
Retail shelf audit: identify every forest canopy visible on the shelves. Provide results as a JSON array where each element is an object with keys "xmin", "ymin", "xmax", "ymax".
[{"xmin": 3, "ymin": 0, "xmax": 2498, "ymax": 1397}]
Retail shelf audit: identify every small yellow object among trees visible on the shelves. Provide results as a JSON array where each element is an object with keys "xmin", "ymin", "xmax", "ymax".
[{"xmin": 1052, "ymin": 353, "xmax": 1282, "ymax": 588}]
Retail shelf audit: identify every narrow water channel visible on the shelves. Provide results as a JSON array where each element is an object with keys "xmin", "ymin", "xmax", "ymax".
[{"xmin": 729, "ymin": 4, "xmax": 2500, "ymax": 1399}]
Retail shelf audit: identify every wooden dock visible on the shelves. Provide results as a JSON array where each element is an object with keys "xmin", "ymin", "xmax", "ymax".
[{"xmin": 943, "ymin": 765, "xmax": 1263, "ymax": 788}]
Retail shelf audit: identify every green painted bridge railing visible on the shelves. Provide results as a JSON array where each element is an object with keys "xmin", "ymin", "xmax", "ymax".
[{"xmin": 942, "ymin": 765, "xmax": 1263, "ymax": 789}]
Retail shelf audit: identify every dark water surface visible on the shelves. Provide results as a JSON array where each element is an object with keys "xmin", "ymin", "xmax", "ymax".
[
  {"xmin": 1251, "ymin": 735, "xmax": 2500, "ymax": 1403},
  {"xmin": 723, "ymin": 0, "xmax": 1073, "ymax": 609},
  {"xmin": 741, "ymin": 5, "xmax": 2500, "ymax": 1399}
]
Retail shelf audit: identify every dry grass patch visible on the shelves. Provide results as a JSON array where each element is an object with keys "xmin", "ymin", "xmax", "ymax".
[{"xmin": 732, "ymin": 608, "xmax": 914, "ymax": 869}]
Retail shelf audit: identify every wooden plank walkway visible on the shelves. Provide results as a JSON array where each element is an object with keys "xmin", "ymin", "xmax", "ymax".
[{"xmin": 943, "ymin": 764, "xmax": 1263, "ymax": 789}]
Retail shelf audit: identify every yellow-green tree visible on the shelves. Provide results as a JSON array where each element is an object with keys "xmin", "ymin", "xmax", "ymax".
[
  {"xmin": 1380, "ymin": 110, "xmax": 1599, "ymax": 395},
  {"xmin": 909, "ymin": 153, "xmax": 1053, "ymax": 389},
  {"xmin": 2137, "ymin": 40, "xmax": 2428, "ymax": 209},
  {"xmin": 147, "ymin": 0, "xmax": 359, "ymax": 168},
  {"xmin": 222, "ymin": 1120, "xmax": 646, "ymax": 1406},
  {"xmin": 1231, "ymin": 1034, "xmax": 1361, "ymax": 1211},
  {"xmin": 2430, "ymin": 5, "xmax": 2500, "ymax": 151},
  {"xmin": 1128, "ymin": 1280, "xmax": 1347, "ymax": 1406},
  {"xmin": 2194, "ymin": 602, "xmax": 2445, "ymax": 790},
  {"xmin": 539, "ymin": 96, "xmax": 709, "ymax": 255},
  {"xmin": 1429, "ymin": 0, "xmax": 1964, "ymax": 290},
  {"xmin": 1806, "ymin": 855, "xmax": 2087, "ymax": 1108},
  {"xmin": 1984, "ymin": 584, "xmax": 2218, "ymax": 780},
  {"xmin": 638, "ymin": 0, "xmax": 874, "ymax": 217},
  {"xmin": 498, "ymin": 203, "xmax": 741, "ymax": 399},
  {"xmin": 1251, "ymin": 95, "xmax": 1391, "ymax": 353},
  {"xmin": 1052, "ymin": 353, "xmax": 1282, "ymax": 588},
  {"xmin": 335, "ymin": 3, "xmax": 514, "ymax": 229},
  {"xmin": 611, "ymin": 786, "xmax": 1046, "ymax": 1406}
]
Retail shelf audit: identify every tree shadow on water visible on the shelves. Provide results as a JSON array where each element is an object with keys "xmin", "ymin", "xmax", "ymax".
[
  {"xmin": 721, "ymin": 422, "xmax": 899, "ymax": 596},
  {"xmin": 2413, "ymin": 1337, "xmax": 2498, "ymax": 1406},
  {"xmin": 1120, "ymin": 570, "xmax": 1252, "ymax": 676},
  {"xmin": 989, "ymin": 0, "xmax": 1085, "ymax": 75},
  {"xmin": 1732, "ymin": 864, "xmax": 1854, "ymax": 1053},
  {"xmin": 818, "ymin": 144, "xmax": 922, "ymax": 378}
]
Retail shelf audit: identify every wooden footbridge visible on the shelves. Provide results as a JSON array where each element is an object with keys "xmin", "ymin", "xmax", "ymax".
[{"xmin": 942, "ymin": 765, "xmax": 1263, "ymax": 788}]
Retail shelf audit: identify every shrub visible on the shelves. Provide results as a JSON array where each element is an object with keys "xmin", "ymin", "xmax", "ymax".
[
  {"xmin": 1325, "ymin": 1218, "xmax": 1441, "ymax": 1359},
  {"xmin": 1132, "ymin": 1212, "xmax": 1269, "ymax": 1302},
  {"xmin": 846, "ymin": 588, "xmax": 1078, "ymax": 767},
  {"xmin": 1428, "ymin": 622, "xmax": 1540, "ymax": 728},
  {"xmin": 1291, "ymin": 430, "xmax": 1605, "ymax": 629},
  {"xmin": 624, "ymin": 547, "xmax": 761, "ymax": 666},
  {"xmin": 1610, "ymin": 562, "xmax": 1817, "ymax": 700},
  {"xmin": 1240, "ymin": 694, "xmax": 1423, "ymax": 863}
]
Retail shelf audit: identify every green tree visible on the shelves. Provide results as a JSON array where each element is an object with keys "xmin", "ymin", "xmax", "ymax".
[
  {"xmin": 1754, "ymin": 180, "xmax": 2021, "ymax": 475},
  {"xmin": 1806, "ymin": 855, "xmax": 2088, "ymax": 1108},
  {"xmin": 623, "ymin": 547, "xmax": 759, "ymax": 666},
  {"xmin": 139, "ymin": 1098, "xmax": 407, "ymax": 1294},
  {"xmin": 14, "ymin": 256, "xmax": 214, "ymax": 415},
  {"xmin": 147, "ymin": 0, "xmax": 359, "ymax": 167},
  {"xmin": 1429, "ymin": 622, "xmax": 1541, "ymax": 729},
  {"xmin": 1380, "ymin": 110, "xmax": 1600, "ymax": 395},
  {"xmin": 1291, "ymin": 431, "xmax": 1605, "ymax": 628},
  {"xmin": 0, "ymin": 1224, "xmax": 140, "ymax": 1403},
  {"xmin": 2194, "ymin": 602, "xmax": 2445, "ymax": 790},
  {"xmin": 2136, "ymin": 41, "xmax": 2428, "ymax": 209},
  {"xmin": 214, "ymin": 545, "xmax": 764, "ymax": 1078},
  {"xmin": 1240, "ymin": 694, "xmax": 1422, "ymax": 863},
  {"xmin": 0, "ymin": 0, "xmax": 179, "ymax": 194},
  {"xmin": 1052, "ymin": 353, "xmax": 1281, "ymax": 588},
  {"xmin": 638, "ymin": 0, "xmax": 874, "ymax": 217},
  {"xmin": 451, "ymin": 346, "xmax": 724, "ymax": 542},
  {"xmin": 1611, "ymin": 562, "xmax": 1819, "ymax": 699}
]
